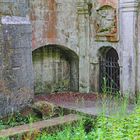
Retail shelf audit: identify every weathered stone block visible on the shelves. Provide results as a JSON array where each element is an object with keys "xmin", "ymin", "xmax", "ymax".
[
  {"xmin": 32, "ymin": 101, "xmax": 55, "ymax": 118},
  {"xmin": 0, "ymin": 15, "xmax": 33, "ymax": 117}
]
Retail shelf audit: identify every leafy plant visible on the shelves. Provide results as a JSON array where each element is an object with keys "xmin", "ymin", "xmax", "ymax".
[{"xmin": 35, "ymin": 105, "xmax": 140, "ymax": 140}]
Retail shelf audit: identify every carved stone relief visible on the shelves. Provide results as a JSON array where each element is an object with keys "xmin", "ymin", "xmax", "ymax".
[
  {"xmin": 96, "ymin": 6, "xmax": 117, "ymax": 35},
  {"xmin": 94, "ymin": 0, "xmax": 119, "ymax": 42}
]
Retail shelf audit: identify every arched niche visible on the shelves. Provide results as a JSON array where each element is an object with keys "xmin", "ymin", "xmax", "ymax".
[
  {"xmin": 32, "ymin": 45, "xmax": 79, "ymax": 94},
  {"xmin": 98, "ymin": 47, "xmax": 120, "ymax": 94}
]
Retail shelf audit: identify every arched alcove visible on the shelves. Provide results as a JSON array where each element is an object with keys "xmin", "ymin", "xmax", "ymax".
[
  {"xmin": 98, "ymin": 47, "xmax": 120, "ymax": 94},
  {"xmin": 32, "ymin": 45, "xmax": 79, "ymax": 94}
]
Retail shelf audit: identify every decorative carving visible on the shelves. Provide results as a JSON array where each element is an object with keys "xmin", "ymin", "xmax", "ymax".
[
  {"xmin": 96, "ymin": 6, "xmax": 117, "ymax": 34},
  {"xmin": 77, "ymin": 1, "xmax": 90, "ymax": 15},
  {"xmin": 95, "ymin": 5, "xmax": 118, "ymax": 42},
  {"xmin": 56, "ymin": 3, "xmax": 63, "ymax": 12}
]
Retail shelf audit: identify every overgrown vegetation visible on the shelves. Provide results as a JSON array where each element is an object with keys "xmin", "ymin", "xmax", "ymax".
[
  {"xmin": 0, "ymin": 112, "xmax": 40, "ymax": 130},
  {"xmin": 35, "ymin": 88, "xmax": 140, "ymax": 140},
  {"xmin": 36, "ymin": 106, "xmax": 140, "ymax": 140},
  {"xmin": 0, "ymin": 91, "xmax": 140, "ymax": 139}
]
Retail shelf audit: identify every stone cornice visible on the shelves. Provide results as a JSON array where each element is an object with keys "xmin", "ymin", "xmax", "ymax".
[
  {"xmin": 1, "ymin": 16, "xmax": 30, "ymax": 25},
  {"xmin": 120, "ymin": 1, "xmax": 139, "ymax": 12}
]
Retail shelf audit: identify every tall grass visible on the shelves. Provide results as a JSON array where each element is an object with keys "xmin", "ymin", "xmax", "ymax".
[
  {"xmin": 0, "ymin": 82, "xmax": 140, "ymax": 140},
  {"xmin": 36, "ymin": 82, "xmax": 140, "ymax": 140},
  {"xmin": 36, "ymin": 105, "xmax": 140, "ymax": 140},
  {"xmin": 0, "ymin": 103, "xmax": 140, "ymax": 140}
]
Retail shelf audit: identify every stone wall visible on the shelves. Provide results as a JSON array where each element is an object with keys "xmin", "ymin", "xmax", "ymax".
[
  {"xmin": 29, "ymin": 0, "xmax": 78, "ymax": 53},
  {"xmin": 33, "ymin": 45, "xmax": 79, "ymax": 93},
  {"xmin": 0, "ymin": 0, "xmax": 33, "ymax": 117},
  {"xmin": 29, "ymin": 0, "xmax": 140, "ymax": 97},
  {"xmin": 29, "ymin": 0, "xmax": 80, "ymax": 93},
  {"xmin": 0, "ymin": 0, "xmax": 139, "ymax": 117},
  {"xmin": 137, "ymin": 5, "xmax": 140, "ymax": 93},
  {"xmin": 33, "ymin": 46, "xmax": 68, "ymax": 93}
]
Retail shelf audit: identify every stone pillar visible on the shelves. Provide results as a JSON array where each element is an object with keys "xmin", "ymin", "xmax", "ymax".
[
  {"xmin": 120, "ymin": 0, "xmax": 138, "ymax": 97},
  {"xmin": 0, "ymin": 1, "xmax": 33, "ymax": 117},
  {"xmin": 77, "ymin": 0, "xmax": 90, "ymax": 93},
  {"xmin": 137, "ymin": 6, "xmax": 140, "ymax": 93}
]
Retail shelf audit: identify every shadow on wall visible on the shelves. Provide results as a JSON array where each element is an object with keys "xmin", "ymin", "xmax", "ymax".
[{"xmin": 32, "ymin": 45, "xmax": 79, "ymax": 94}]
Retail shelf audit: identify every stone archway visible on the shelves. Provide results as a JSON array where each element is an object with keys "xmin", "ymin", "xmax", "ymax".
[
  {"xmin": 32, "ymin": 45, "xmax": 79, "ymax": 94},
  {"xmin": 99, "ymin": 47, "xmax": 120, "ymax": 94}
]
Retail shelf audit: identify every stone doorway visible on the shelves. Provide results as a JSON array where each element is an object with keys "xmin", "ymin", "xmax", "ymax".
[
  {"xmin": 32, "ymin": 45, "xmax": 79, "ymax": 94},
  {"xmin": 99, "ymin": 47, "xmax": 120, "ymax": 94}
]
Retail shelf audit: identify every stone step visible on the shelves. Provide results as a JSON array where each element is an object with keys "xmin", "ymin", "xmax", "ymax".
[{"xmin": 0, "ymin": 114, "xmax": 82, "ymax": 138}]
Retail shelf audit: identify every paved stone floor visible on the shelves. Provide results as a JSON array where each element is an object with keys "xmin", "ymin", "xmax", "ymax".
[{"xmin": 35, "ymin": 92, "xmax": 136, "ymax": 117}]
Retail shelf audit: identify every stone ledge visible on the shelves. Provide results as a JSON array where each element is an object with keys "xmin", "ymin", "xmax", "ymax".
[
  {"xmin": 1, "ymin": 16, "xmax": 30, "ymax": 25},
  {"xmin": 120, "ymin": 1, "xmax": 139, "ymax": 12},
  {"xmin": 0, "ymin": 114, "xmax": 82, "ymax": 138}
]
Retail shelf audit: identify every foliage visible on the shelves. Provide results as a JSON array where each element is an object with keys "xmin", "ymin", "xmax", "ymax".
[
  {"xmin": 37, "ymin": 106, "xmax": 140, "ymax": 140},
  {"xmin": 0, "ymin": 112, "xmax": 40, "ymax": 130},
  {"xmin": 53, "ymin": 79, "xmax": 70, "ymax": 92},
  {"xmin": 1, "ymin": 91, "xmax": 140, "ymax": 140}
]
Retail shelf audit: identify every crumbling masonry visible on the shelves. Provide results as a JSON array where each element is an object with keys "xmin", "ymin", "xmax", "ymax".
[{"xmin": 0, "ymin": 0, "xmax": 140, "ymax": 116}]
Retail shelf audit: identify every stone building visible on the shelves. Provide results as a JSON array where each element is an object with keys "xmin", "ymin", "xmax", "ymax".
[{"xmin": 0, "ymin": 0, "xmax": 139, "ymax": 116}]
